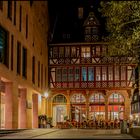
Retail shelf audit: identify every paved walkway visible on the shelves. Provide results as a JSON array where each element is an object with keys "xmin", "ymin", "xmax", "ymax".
[{"xmin": 0, "ymin": 128, "xmax": 136, "ymax": 139}]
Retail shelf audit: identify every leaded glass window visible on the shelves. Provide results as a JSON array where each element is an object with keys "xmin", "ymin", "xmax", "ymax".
[
  {"xmin": 53, "ymin": 94, "xmax": 67, "ymax": 103},
  {"xmin": 70, "ymin": 94, "xmax": 86, "ymax": 103},
  {"xmin": 89, "ymin": 93, "xmax": 105, "ymax": 103},
  {"xmin": 109, "ymin": 93, "xmax": 124, "ymax": 103}
]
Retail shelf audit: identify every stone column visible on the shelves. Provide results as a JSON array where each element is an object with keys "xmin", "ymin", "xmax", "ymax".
[
  {"xmin": 105, "ymin": 101, "xmax": 108, "ymax": 121},
  {"xmin": 5, "ymin": 82, "xmax": 13, "ymax": 129},
  {"xmin": 18, "ymin": 88, "xmax": 27, "ymax": 129},
  {"xmin": 41, "ymin": 96, "xmax": 46, "ymax": 115},
  {"xmin": 86, "ymin": 90, "xmax": 89, "ymax": 119},
  {"xmin": 66, "ymin": 90, "xmax": 70, "ymax": 119},
  {"xmin": 32, "ymin": 94, "xmax": 38, "ymax": 128},
  {"xmin": 26, "ymin": 88, "xmax": 33, "ymax": 129},
  {"xmin": 12, "ymin": 82, "xmax": 19, "ymax": 129},
  {"xmin": 105, "ymin": 91, "xmax": 109, "ymax": 121},
  {"xmin": 124, "ymin": 96, "xmax": 131, "ymax": 120},
  {"xmin": 5, "ymin": 82, "xmax": 18, "ymax": 129},
  {"xmin": 47, "ymin": 97, "xmax": 52, "ymax": 117}
]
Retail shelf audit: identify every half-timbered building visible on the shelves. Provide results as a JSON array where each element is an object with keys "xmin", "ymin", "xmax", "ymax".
[{"xmin": 48, "ymin": 8, "xmax": 135, "ymax": 126}]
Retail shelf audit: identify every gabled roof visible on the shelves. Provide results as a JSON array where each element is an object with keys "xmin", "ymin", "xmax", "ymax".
[{"xmin": 83, "ymin": 11, "xmax": 100, "ymax": 27}]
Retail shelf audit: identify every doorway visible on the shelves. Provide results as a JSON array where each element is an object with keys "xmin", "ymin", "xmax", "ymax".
[{"xmin": 53, "ymin": 105, "xmax": 67, "ymax": 126}]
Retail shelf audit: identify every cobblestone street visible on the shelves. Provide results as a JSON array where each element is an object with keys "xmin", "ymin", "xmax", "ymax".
[{"xmin": 0, "ymin": 129, "xmax": 136, "ymax": 139}]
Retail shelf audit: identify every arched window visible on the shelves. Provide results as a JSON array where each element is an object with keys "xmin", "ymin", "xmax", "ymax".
[
  {"xmin": 70, "ymin": 94, "xmax": 86, "ymax": 103},
  {"xmin": 89, "ymin": 93, "xmax": 105, "ymax": 120},
  {"xmin": 89, "ymin": 93, "xmax": 105, "ymax": 103},
  {"xmin": 109, "ymin": 93, "xmax": 124, "ymax": 103},
  {"xmin": 53, "ymin": 94, "xmax": 67, "ymax": 103},
  {"xmin": 108, "ymin": 93, "xmax": 124, "ymax": 120}
]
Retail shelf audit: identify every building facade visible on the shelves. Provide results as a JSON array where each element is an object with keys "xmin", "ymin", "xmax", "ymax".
[
  {"xmin": 0, "ymin": 1, "xmax": 49, "ymax": 129},
  {"xmin": 131, "ymin": 65, "xmax": 140, "ymax": 125},
  {"xmin": 48, "ymin": 9, "xmax": 135, "ymax": 126}
]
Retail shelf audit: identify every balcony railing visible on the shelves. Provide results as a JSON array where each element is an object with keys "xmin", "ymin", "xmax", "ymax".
[{"xmin": 50, "ymin": 80, "xmax": 132, "ymax": 89}]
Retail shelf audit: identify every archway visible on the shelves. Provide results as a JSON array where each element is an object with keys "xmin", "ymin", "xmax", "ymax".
[{"xmin": 52, "ymin": 94, "xmax": 67, "ymax": 126}]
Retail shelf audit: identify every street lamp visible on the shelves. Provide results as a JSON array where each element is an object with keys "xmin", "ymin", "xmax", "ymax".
[{"xmin": 44, "ymin": 91, "xmax": 49, "ymax": 98}]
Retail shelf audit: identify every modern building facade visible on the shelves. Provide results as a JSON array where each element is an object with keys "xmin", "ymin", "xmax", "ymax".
[
  {"xmin": 48, "ymin": 7, "xmax": 135, "ymax": 126},
  {"xmin": 0, "ymin": 1, "xmax": 49, "ymax": 129}
]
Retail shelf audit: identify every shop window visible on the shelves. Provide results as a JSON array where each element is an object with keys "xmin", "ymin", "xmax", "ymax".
[{"xmin": 108, "ymin": 105, "xmax": 124, "ymax": 120}]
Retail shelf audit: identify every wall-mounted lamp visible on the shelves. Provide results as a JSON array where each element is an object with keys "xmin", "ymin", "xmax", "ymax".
[{"xmin": 44, "ymin": 91, "xmax": 49, "ymax": 98}]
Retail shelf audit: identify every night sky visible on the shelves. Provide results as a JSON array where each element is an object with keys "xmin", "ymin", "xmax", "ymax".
[{"xmin": 47, "ymin": 0, "xmax": 106, "ymax": 43}]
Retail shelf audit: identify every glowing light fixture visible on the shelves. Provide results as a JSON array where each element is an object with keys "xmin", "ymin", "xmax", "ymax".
[{"xmin": 44, "ymin": 92, "xmax": 49, "ymax": 98}]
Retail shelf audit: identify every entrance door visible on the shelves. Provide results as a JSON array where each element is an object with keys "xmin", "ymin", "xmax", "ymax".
[{"xmin": 53, "ymin": 105, "xmax": 67, "ymax": 126}]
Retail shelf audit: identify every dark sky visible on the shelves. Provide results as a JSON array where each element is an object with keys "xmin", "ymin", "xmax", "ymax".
[{"xmin": 47, "ymin": 0, "xmax": 106, "ymax": 43}]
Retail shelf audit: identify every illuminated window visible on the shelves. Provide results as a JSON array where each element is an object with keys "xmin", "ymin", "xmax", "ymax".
[
  {"xmin": 109, "ymin": 93, "xmax": 124, "ymax": 103},
  {"xmin": 71, "ymin": 47, "xmax": 79, "ymax": 57},
  {"xmin": 121, "ymin": 66, "xmax": 126, "ymax": 80},
  {"xmin": 81, "ymin": 47, "xmax": 90, "ymax": 58},
  {"xmin": 102, "ymin": 67, "xmax": 107, "ymax": 81},
  {"xmin": 88, "ymin": 67, "xmax": 94, "ymax": 81},
  {"xmin": 59, "ymin": 47, "xmax": 64, "ymax": 57},
  {"xmin": 82, "ymin": 67, "xmax": 87, "ymax": 81},
  {"xmin": 108, "ymin": 105, "xmax": 124, "ymax": 120},
  {"xmin": 108, "ymin": 66, "xmax": 113, "ymax": 80},
  {"xmin": 75, "ymin": 67, "xmax": 80, "ymax": 81},
  {"xmin": 89, "ymin": 93, "xmax": 105, "ymax": 103},
  {"xmin": 115, "ymin": 66, "xmax": 119, "ymax": 80},
  {"xmin": 65, "ymin": 47, "xmax": 70, "ymax": 57},
  {"xmin": 70, "ymin": 94, "xmax": 86, "ymax": 103},
  {"xmin": 96, "ymin": 67, "xmax": 101, "ymax": 81},
  {"xmin": 96, "ymin": 46, "xmax": 100, "ymax": 56},
  {"xmin": 89, "ymin": 106, "xmax": 105, "ymax": 120}
]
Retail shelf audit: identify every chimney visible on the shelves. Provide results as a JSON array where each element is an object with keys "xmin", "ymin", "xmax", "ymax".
[{"xmin": 78, "ymin": 7, "xmax": 83, "ymax": 19}]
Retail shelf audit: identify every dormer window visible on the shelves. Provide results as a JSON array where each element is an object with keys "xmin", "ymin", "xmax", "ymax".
[{"xmin": 83, "ymin": 10, "xmax": 100, "ymax": 42}]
